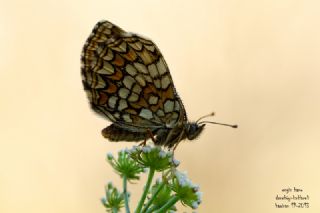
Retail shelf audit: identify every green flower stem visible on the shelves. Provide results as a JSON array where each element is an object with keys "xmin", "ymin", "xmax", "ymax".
[
  {"xmin": 112, "ymin": 207, "xmax": 118, "ymax": 213},
  {"xmin": 123, "ymin": 176, "xmax": 130, "ymax": 213},
  {"xmin": 135, "ymin": 168, "xmax": 155, "ymax": 213},
  {"xmin": 141, "ymin": 182, "xmax": 166, "ymax": 213},
  {"xmin": 144, "ymin": 205, "xmax": 157, "ymax": 213},
  {"xmin": 153, "ymin": 195, "xmax": 180, "ymax": 213}
]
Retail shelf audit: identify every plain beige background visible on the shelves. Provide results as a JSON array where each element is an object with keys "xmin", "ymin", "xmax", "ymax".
[{"xmin": 1, "ymin": 0, "xmax": 319, "ymax": 212}]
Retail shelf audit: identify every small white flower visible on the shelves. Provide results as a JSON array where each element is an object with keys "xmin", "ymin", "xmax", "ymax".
[
  {"xmin": 195, "ymin": 191, "xmax": 203, "ymax": 202},
  {"xmin": 131, "ymin": 145, "xmax": 140, "ymax": 152},
  {"xmin": 191, "ymin": 201, "xmax": 199, "ymax": 209},
  {"xmin": 193, "ymin": 184, "xmax": 200, "ymax": 192},
  {"xmin": 142, "ymin": 145, "xmax": 152, "ymax": 153},
  {"xmin": 179, "ymin": 179, "xmax": 187, "ymax": 186},
  {"xmin": 154, "ymin": 146, "xmax": 161, "ymax": 151},
  {"xmin": 124, "ymin": 147, "xmax": 130, "ymax": 153},
  {"xmin": 101, "ymin": 197, "xmax": 107, "ymax": 203},
  {"xmin": 172, "ymin": 158, "xmax": 180, "ymax": 166},
  {"xmin": 158, "ymin": 150, "xmax": 167, "ymax": 158},
  {"xmin": 167, "ymin": 151, "xmax": 173, "ymax": 157},
  {"xmin": 118, "ymin": 148, "xmax": 129, "ymax": 155},
  {"xmin": 106, "ymin": 152, "xmax": 114, "ymax": 159}
]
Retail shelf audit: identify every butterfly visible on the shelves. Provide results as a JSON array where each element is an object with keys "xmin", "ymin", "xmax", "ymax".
[{"xmin": 81, "ymin": 20, "xmax": 237, "ymax": 149}]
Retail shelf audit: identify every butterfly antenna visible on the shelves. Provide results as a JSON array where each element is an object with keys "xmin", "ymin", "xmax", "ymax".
[
  {"xmin": 195, "ymin": 112, "xmax": 215, "ymax": 123},
  {"xmin": 198, "ymin": 121, "xmax": 238, "ymax": 128}
]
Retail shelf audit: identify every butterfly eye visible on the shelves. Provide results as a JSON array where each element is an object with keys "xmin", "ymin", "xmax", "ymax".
[{"xmin": 186, "ymin": 123, "xmax": 205, "ymax": 140}]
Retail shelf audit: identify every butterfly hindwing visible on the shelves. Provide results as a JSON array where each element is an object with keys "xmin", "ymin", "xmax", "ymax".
[{"xmin": 81, "ymin": 20, "xmax": 187, "ymax": 134}]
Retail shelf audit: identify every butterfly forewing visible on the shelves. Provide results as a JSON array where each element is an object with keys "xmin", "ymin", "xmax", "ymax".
[{"xmin": 81, "ymin": 20, "xmax": 187, "ymax": 137}]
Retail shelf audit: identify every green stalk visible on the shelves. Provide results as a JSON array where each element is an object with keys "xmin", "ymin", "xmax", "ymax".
[
  {"xmin": 145, "ymin": 205, "xmax": 157, "ymax": 213},
  {"xmin": 153, "ymin": 195, "xmax": 179, "ymax": 213},
  {"xmin": 112, "ymin": 207, "xmax": 118, "ymax": 213},
  {"xmin": 135, "ymin": 168, "xmax": 155, "ymax": 213},
  {"xmin": 123, "ymin": 176, "xmax": 130, "ymax": 213},
  {"xmin": 142, "ymin": 181, "xmax": 166, "ymax": 213}
]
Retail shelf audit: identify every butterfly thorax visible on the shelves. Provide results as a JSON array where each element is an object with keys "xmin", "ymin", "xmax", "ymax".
[{"xmin": 154, "ymin": 122, "xmax": 205, "ymax": 148}]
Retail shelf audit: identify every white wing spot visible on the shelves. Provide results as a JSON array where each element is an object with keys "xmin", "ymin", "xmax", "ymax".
[
  {"xmin": 148, "ymin": 64, "xmax": 158, "ymax": 78},
  {"xmin": 156, "ymin": 57, "xmax": 167, "ymax": 75},
  {"xmin": 113, "ymin": 41, "xmax": 127, "ymax": 52},
  {"xmin": 128, "ymin": 93, "xmax": 139, "ymax": 102},
  {"xmin": 125, "ymin": 64, "xmax": 137, "ymax": 76},
  {"xmin": 145, "ymin": 45, "xmax": 155, "ymax": 52},
  {"xmin": 134, "ymin": 63, "xmax": 148, "ymax": 74},
  {"xmin": 122, "ymin": 114, "xmax": 132, "ymax": 122},
  {"xmin": 114, "ymin": 112, "xmax": 120, "ymax": 119},
  {"xmin": 156, "ymin": 109, "xmax": 165, "ymax": 117},
  {"xmin": 135, "ymin": 75, "xmax": 146, "ymax": 87},
  {"xmin": 100, "ymin": 61, "xmax": 115, "ymax": 74},
  {"xmin": 103, "ymin": 49, "xmax": 114, "ymax": 60},
  {"xmin": 154, "ymin": 79, "xmax": 161, "ymax": 88},
  {"xmin": 139, "ymin": 109, "xmax": 153, "ymax": 119},
  {"xmin": 93, "ymin": 75, "xmax": 106, "ymax": 89},
  {"xmin": 164, "ymin": 100, "xmax": 174, "ymax": 113},
  {"xmin": 144, "ymin": 75, "xmax": 152, "ymax": 83},
  {"xmin": 128, "ymin": 42, "xmax": 143, "ymax": 51},
  {"xmin": 148, "ymin": 96, "xmax": 158, "ymax": 105},
  {"xmin": 123, "ymin": 76, "xmax": 135, "ymax": 89},
  {"xmin": 132, "ymin": 84, "xmax": 142, "ymax": 94},
  {"xmin": 174, "ymin": 101, "xmax": 180, "ymax": 111},
  {"xmin": 118, "ymin": 99, "xmax": 128, "ymax": 110},
  {"xmin": 119, "ymin": 88, "xmax": 130, "ymax": 98},
  {"xmin": 161, "ymin": 75, "xmax": 171, "ymax": 89},
  {"xmin": 108, "ymin": 96, "xmax": 118, "ymax": 108}
]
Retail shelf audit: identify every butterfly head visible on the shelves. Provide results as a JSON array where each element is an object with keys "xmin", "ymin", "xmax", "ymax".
[
  {"xmin": 186, "ymin": 112, "xmax": 238, "ymax": 141},
  {"xmin": 185, "ymin": 122, "xmax": 206, "ymax": 140}
]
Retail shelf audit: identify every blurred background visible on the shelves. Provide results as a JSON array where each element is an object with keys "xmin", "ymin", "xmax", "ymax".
[{"xmin": 1, "ymin": 0, "xmax": 319, "ymax": 212}]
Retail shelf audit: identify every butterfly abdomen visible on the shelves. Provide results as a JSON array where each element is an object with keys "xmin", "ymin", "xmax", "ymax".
[{"xmin": 102, "ymin": 124, "xmax": 146, "ymax": 142}]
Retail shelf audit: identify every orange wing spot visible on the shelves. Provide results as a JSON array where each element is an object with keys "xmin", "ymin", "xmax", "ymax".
[
  {"xmin": 158, "ymin": 86, "xmax": 174, "ymax": 107},
  {"xmin": 105, "ymin": 82, "xmax": 117, "ymax": 93},
  {"xmin": 122, "ymin": 47, "xmax": 137, "ymax": 61},
  {"xmin": 85, "ymin": 43, "xmax": 98, "ymax": 51},
  {"xmin": 137, "ymin": 48, "xmax": 155, "ymax": 65},
  {"xmin": 98, "ymin": 92, "xmax": 109, "ymax": 105},
  {"xmin": 83, "ymin": 51, "xmax": 95, "ymax": 59},
  {"xmin": 142, "ymin": 83, "xmax": 158, "ymax": 99},
  {"xmin": 92, "ymin": 33, "xmax": 107, "ymax": 42},
  {"xmin": 150, "ymin": 104, "xmax": 160, "ymax": 112},
  {"xmin": 125, "ymin": 108, "xmax": 138, "ymax": 115},
  {"xmin": 109, "ymin": 68, "xmax": 123, "ymax": 80},
  {"xmin": 136, "ymin": 97, "xmax": 149, "ymax": 108},
  {"xmin": 130, "ymin": 97, "xmax": 148, "ymax": 109},
  {"xmin": 112, "ymin": 54, "xmax": 125, "ymax": 66}
]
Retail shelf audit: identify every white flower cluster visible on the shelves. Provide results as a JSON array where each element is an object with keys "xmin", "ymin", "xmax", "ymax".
[
  {"xmin": 174, "ymin": 170, "xmax": 202, "ymax": 209},
  {"xmin": 175, "ymin": 171, "xmax": 193, "ymax": 187},
  {"xmin": 106, "ymin": 152, "xmax": 114, "ymax": 160}
]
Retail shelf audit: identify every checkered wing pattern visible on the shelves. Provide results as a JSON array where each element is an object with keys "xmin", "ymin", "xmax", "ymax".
[{"xmin": 81, "ymin": 20, "xmax": 187, "ymax": 139}]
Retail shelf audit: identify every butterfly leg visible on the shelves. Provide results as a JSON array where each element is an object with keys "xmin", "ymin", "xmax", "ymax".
[
  {"xmin": 139, "ymin": 138, "xmax": 147, "ymax": 147},
  {"xmin": 139, "ymin": 129, "xmax": 156, "ymax": 146},
  {"xmin": 146, "ymin": 128, "xmax": 156, "ymax": 143},
  {"xmin": 171, "ymin": 130, "xmax": 185, "ymax": 155},
  {"xmin": 172, "ymin": 142, "xmax": 180, "ymax": 152}
]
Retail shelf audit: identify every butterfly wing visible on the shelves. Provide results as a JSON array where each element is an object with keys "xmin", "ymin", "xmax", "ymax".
[{"xmin": 81, "ymin": 20, "xmax": 187, "ymax": 135}]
